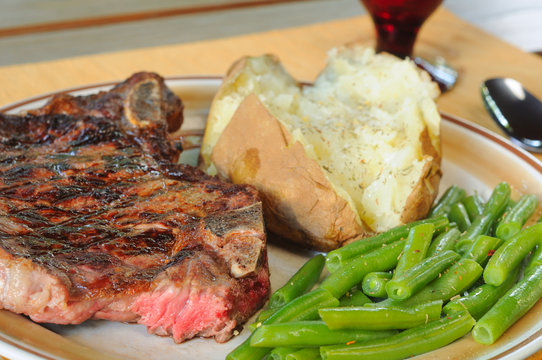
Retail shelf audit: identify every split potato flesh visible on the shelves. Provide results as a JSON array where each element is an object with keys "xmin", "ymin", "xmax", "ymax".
[{"xmin": 201, "ymin": 46, "xmax": 442, "ymax": 251}]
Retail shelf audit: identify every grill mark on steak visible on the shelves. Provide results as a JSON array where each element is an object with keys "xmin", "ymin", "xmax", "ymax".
[{"xmin": 0, "ymin": 72, "xmax": 269, "ymax": 343}]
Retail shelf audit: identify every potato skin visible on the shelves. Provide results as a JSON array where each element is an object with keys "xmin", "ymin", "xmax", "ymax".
[
  {"xmin": 400, "ymin": 128, "xmax": 442, "ymax": 224},
  {"xmin": 211, "ymin": 94, "xmax": 368, "ymax": 251},
  {"xmin": 201, "ymin": 55, "xmax": 284, "ymax": 171}
]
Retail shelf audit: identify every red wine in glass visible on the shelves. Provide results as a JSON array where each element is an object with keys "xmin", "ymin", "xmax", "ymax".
[
  {"xmin": 360, "ymin": 0, "xmax": 456, "ymax": 91},
  {"xmin": 361, "ymin": 0, "xmax": 443, "ymax": 58}
]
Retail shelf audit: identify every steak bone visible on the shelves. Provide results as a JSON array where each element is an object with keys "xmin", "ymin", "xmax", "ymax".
[{"xmin": 204, "ymin": 202, "xmax": 266, "ymax": 278}]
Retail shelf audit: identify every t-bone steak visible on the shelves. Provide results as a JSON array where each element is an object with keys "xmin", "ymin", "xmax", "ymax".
[{"xmin": 0, "ymin": 72, "xmax": 270, "ymax": 343}]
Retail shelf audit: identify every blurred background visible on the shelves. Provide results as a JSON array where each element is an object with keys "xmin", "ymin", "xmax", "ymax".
[{"xmin": 2, "ymin": 0, "xmax": 542, "ymax": 66}]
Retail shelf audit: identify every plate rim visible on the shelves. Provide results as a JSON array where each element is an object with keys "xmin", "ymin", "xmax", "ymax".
[{"xmin": 0, "ymin": 75, "xmax": 540, "ymax": 360}]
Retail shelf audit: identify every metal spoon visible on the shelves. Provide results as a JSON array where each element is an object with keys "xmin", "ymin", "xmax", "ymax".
[
  {"xmin": 414, "ymin": 56, "xmax": 458, "ymax": 93},
  {"xmin": 481, "ymin": 78, "xmax": 542, "ymax": 153}
]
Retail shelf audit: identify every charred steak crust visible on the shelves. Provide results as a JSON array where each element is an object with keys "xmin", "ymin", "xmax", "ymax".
[
  {"xmin": 28, "ymin": 72, "xmax": 184, "ymax": 133},
  {"xmin": 0, "ymin": 72, "xmax": 270, "ymax": 343}
]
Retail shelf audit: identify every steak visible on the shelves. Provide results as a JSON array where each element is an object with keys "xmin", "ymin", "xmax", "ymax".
[{"xmin": 0, "ymin": 72, "xmax": 270, "ymax": 343}]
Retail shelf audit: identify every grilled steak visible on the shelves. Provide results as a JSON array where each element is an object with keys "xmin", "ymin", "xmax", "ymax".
[{"xmin": 0, "ymin": 72, "xmax": 270, "ymax": 343}]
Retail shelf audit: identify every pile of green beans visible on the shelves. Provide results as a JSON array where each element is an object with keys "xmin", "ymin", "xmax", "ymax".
[{"xmin": 226, "ymin": 183, "xmax": 542, "ymax": 360}]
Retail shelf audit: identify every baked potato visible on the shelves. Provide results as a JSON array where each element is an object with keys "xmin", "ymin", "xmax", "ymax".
[{"xmin": 201, "ymin": 46, "xmax": 442, "ymax": 251}]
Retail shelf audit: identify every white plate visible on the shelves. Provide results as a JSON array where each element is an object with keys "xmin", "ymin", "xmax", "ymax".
[{"xmin": 0, "ymin": 77, "xmax": 541, "ymax": 360}]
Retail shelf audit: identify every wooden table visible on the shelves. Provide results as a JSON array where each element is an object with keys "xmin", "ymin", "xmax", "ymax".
[
  {"xmin": 1, "ymin": 8, "xmax": 542, "ymax": 164},
  {"xmin": 0, "ymin": 8, "xmax": 541, "ymax": 359}
]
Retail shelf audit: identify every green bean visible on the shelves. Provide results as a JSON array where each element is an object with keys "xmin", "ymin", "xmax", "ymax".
[
  {"xmin": 462, "ymin": 235, "xmax": 503, "ymax": 265},
  {"xmin": 256, "ymin": 308, "xmax": 275, "ymax": 322},
  {"xmin": 462, "ymin": 194, "xmax": 485, "ymax": 221},
  {"xmin": 320, "ymin": 240, "xmax": 405, "ymax": 298},
  {"xmin": 393, "ymin": 223, "xmax": 434, "ymax": 278},
  {"xmin": 258, "ymin": 308, "xmax": 277, "ymax": 321},
  {"xmin": 227, "ymin": 334, "xmax": 274, "ymax": 360},
  {"xmin": 318, "ymin": 300, "xmax": 442, "ymax": 330},
  {"xmin": 473, "ymin": 265, "xmax": 542, "ymax": 345},
  {"xmin": 320, "ymin": 312, "xmax": 475, "ymax": 360},
  {"xmin": 362, "ymin": 272, "xmax": 392, "ymax": 298},
  {"xmin": 250, "ymin": 254, "xmax": 328, "ymax": 331},
  {"xmin": 226, "ymin": 288, "xmax": 339, "ymax": 360},
  {"xmin": 269, "ymin": 347, "xmax": 299, "ymax": 360},
  {"xmin": 269, "ymin": 254, "xmax": 326, "ymax": 309},
  {"xmin": 492, "ymin": 198, "xmax": 515, "ymax": 234},
  {"xmin": 448, "ymin": 202, "xmax": 471, "ymax": 232},
  {"xmin": 286, "ymin": 348, "xmax": 321, "ymax": 360},
  {"xmin": 455, "ymin": 182, "xmax": 511, "ymax": 254},
  {"xmin": 427, "ymin": 226, "xmax": 461, "ymax": 256},
  {"xmin": 496, "ymin": 194, "xmax": 539, "ymax": 241},
  {"xmin": 525, "ymin": 245, "xmax": 542, "ymax": 274},
  {"xmin": 264, "ymin": 288, "xmax": 339, "ymax": 326},
  {"xmin": 504, "ymin": 198, "xmax": 516, "ymax": 210},
  {"xmin": 428, "ymin": 185, "xmax": 467, "ymax": 218},
  {"xmin": 484, "ymin": 223, "xmax": 542, "ymax": 286},
  {"xmin": 339, "ymin": 289, "xmax": 372, "ymax": 307},
  {"xmin": 285, "ymin": 288, "xmax": 337, "ymax": 309},
  {"xmin": 325, "ymin": 217, "xmax": 448, "ymax": 273},
  {"xmin": 454, "ymin": 214, "xmax": 495, "ymax": 255},
  {"xmin": 375, "ymin": 258, "xmax": 483, "ymax": 308},
  {"xmin": 443, "ymin": 265, "xmax": 519, "ymax": 320},
  {"xmin": 250, "ymin": 320, "xmax": 396, "ymax": 347},
  {"xmin": 249, "ymin": 308, "xmax": 277, "ymax": 331},
  {"xmin": 386, "ymin": 250, "xmax": 459, "ymax": 301}
]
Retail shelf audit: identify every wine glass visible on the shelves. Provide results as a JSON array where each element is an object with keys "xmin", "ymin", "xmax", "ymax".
[{"xmin": 360, "ymin": 0, "xmax": 457, "ymax": 92}]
